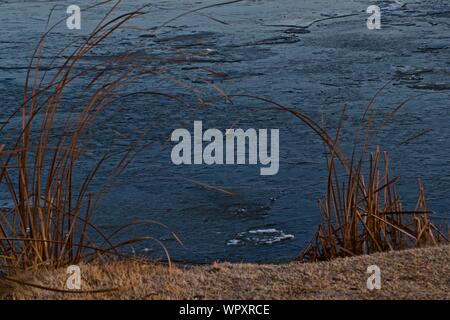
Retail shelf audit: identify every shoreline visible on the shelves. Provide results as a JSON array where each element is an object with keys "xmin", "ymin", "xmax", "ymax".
[{"xmin": 3, "ymin": 245, "xmax": 449, "ymax": 300}]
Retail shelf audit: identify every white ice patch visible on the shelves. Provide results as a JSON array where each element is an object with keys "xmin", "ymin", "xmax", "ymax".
[{"xmin": 227, "ymin": 228, "xmax": 294, "ymax": 246}]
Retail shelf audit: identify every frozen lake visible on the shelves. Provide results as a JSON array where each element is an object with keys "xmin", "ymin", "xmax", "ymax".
[{"xmin": 1, "ymin": 0, "xmax": 450, "ymax": 262}]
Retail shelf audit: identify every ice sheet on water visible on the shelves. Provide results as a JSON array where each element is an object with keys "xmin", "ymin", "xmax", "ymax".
[
  {"xmin": 0, "ymin": 199, "xmax": 15, "ymax": 210},
  {"xmin": 227, "ymin": 228, "xmax": 294, "ymax": 246}
]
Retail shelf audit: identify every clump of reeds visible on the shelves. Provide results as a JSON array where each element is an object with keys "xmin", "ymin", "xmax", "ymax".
[
  {"xmin": 230, "ymin": 92, "xmax": 449, "ymax": 261},
  {"xmin": 298, "ymin": 112, "xmax": 449, "ymax": 262},
  {"xmin": 299, "ymin": 146, "xmax": 448, "ymax": 261},
  {"xmin": 0, "ymin": 1, "xmax": 171, "ymax": 273}
]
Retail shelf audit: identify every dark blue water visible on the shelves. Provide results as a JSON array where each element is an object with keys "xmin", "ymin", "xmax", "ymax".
[{"xmin": 1, "ymin": 0, "xmax": 450, "ymax": 263}]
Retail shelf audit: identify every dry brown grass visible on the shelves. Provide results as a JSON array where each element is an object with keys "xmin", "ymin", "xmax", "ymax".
[
  {"xmin": 0, "ymin": 1, "xmax": 190, "ymax": 274},
  {"xmin": 296, "ymin": 100, "xmax": 449, "ymax": 261},
  {"xmin": 299, "ymin": 146, "xmax": 448, "ymax": 261},
  {"xmin": 2, "ymin": 245, "xmax": 449, "ymax": 300}
]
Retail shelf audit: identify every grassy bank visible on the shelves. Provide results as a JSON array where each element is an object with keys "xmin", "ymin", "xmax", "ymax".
[{"xmin": 2, "ymin": 245, "xmax": 448, "ymax": 300}]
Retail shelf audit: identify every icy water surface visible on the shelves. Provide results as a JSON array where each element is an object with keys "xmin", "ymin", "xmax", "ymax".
[{"xmin": 1, "ymin": 0, "xmax": 450, "ymax": 262}]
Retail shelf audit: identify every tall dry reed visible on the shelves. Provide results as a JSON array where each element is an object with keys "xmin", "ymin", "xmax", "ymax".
[
  {"xmin": 297, "ymin": 108, "xmax": 449, "ymax": 261},
  {"xmin": 0, "ymin": 1, "xmax": 175, "ymax": 273}
]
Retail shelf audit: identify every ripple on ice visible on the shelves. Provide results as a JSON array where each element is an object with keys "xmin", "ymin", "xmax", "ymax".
[{"xmin": 227, "ymin": 228, "xmax": 294, "ymax": 246}]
